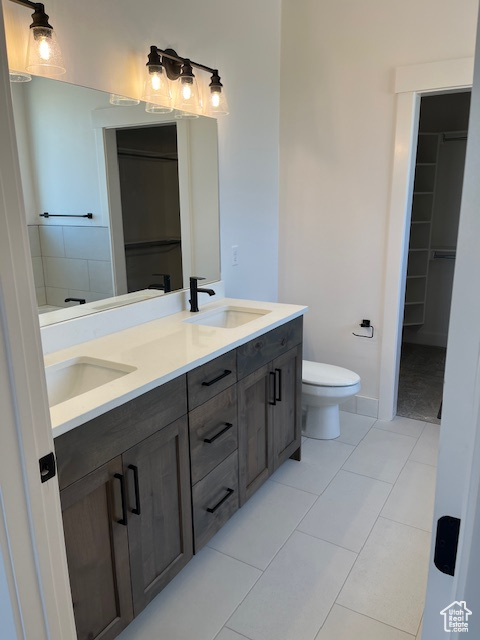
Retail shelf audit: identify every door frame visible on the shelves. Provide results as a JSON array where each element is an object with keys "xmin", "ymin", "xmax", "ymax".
[
  {"xmin": 0, "ymin": 6, "xmax": 76, "ymax": 639},
  {"xmin": 378, "ymin": 57, "xmax": 474, "ymax": 421}
]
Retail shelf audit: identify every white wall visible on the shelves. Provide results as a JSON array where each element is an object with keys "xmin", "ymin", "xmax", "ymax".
[
  {"xmin": 3, "ymin": 0, "xmax": 281, "ymax": 302},
  {"xmin": 279, "ymin": 0, "xmax": 479, "ymax": 409}
]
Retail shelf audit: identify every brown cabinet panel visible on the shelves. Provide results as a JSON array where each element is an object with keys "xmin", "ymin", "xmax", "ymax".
[
  {"xmin": 192, "ymin": 451, "xmax": 239, "ymax": 551},
  {"xmin": 189, "ymin": 385, "xmax": 238, "ymax": 485},
  {"xmin": 123, "ymin": 416, "xmax": 193, "ymax": 616},
  {"xmin": 237, "ymin": 363, "xmax": 274, "ymax": 505},
  {"xmin": 187, "ymin": 350, "xmax": 237, "ymax": 410},
  {"xmin": 60, "ymin": 457, "xmax": 133, "ymax": 640},
  {"xmin": 237, "ymin": 317, "xmax": 303, "ymax": 380},
  {"xmin": 56, "ymin": 375, "xmax": 187, "ymax": 490},
  {"xmin": 272, "ymin": 345, "xmax": 302, "ymax": 469}
]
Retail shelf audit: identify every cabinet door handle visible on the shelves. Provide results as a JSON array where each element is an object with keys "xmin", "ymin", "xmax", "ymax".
[
  {"xmin": 202, "ymin": 369, "xmax": 232, "ymax": 387},
  {"xmin": 275, "ymin": 368, "xmax": 282, "ymax": 402},
  {"xmin": 269, "ymin": 371, "xmax": 277, "ymax": 405},
  {"xmin": 128, "ymin": 464, "xmax": 141, "ymax": 516},
  {"xmin": 204, "ymin": 422, "xmax": 234, "ymax": 444},
  {"xmin": 114, "ymin": 473, "xmax": 128, "ymax": 526},
  {"xmin": 206, "ymin": 488, "xmax": 235, "ymax": 513}
]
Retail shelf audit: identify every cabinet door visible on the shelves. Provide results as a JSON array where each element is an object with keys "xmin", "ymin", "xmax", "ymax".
[
  {"xmin": 237, "ymin": 363, "xmax": 274, "ymax": 505},
  {"xmin": 60, "ymin": 457, "xmax": 133, "ymax": 640},
  {"xmin": 123, "ymin": 416, "xmax": 193, "ymax": 616},
  {"xmin": 272, "ymin": 345, "xmax": 302, "ymax": 469}
]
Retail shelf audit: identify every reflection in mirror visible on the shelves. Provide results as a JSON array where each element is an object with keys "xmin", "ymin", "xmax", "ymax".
[{"xmin": 10, "ymin": 77, "xmax": 220, "ymax": 326}]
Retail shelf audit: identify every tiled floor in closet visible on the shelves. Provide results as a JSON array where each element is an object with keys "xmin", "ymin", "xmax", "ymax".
[{"xmin": 117, "ymin": 412, "xmax": 439, "ymax": 640}]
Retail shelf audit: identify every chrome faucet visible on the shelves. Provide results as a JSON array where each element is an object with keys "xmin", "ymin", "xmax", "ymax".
[{"xmin": 189, "ymin": 276, "xmax": 215, "ymax": 312}]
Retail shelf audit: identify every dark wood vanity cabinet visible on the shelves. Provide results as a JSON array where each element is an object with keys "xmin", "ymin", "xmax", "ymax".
[
  {"xmin": 60, "ymin": 457, "xmax": 133, "ymax": 640},
  {"xmin": 54, "ymin": 316, "xmax": 303, "ymax": 640},
  {"xmin": 122, "ymin": 416, "xmax": 193, "ymax": 616},
  {"xmin": 56, "ymin": 377, "xmax": 192, "ymax": 640},
  {"xmin": 237, "ymin": 318, "xmax": 303, "ymax": 505}
]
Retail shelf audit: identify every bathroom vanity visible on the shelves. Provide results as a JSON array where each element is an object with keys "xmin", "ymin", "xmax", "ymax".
[{"xmin": 50, "ymin": 300, "xmax": 305, "ymax": 640}]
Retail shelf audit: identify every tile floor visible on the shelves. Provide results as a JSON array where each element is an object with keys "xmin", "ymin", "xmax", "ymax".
[
  {"xmin": 397, "ymin": 343, "xmax": 446, "ymax": 424},
  {"xmin": 117, "ymin": 412, "xmax": 440, "ymax": 640}
]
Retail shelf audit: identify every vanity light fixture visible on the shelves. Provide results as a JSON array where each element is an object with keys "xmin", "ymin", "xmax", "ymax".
[
  {"xmin": 109, "ymin": 94, "xmax": 141, "ymax": 107},
  {"xmin": 8, "ymin": 0, "xmax": 65, "ymax": 80},
  {"xmin": 142, "ymin": 46, "xmax": 229, "ymax": 117}
]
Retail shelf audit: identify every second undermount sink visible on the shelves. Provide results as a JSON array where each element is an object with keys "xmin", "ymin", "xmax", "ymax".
[
  {"xmin": 45, "ymin": 356, "xmax": 137, "ymax": 407},
  {"xmin": 184, "ymin": 305, "xmax": 271, "ymax": 329}
]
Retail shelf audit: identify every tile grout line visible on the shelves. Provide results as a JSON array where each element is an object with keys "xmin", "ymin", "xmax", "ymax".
[{"xmin": 333, "ymin": 603, "xmax": 417, "ymax": 638}]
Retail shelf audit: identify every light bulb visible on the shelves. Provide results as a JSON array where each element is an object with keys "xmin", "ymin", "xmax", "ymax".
[
  {"xmin": 38, "ymin": 36, "xmax": 51, "ymax": 61},
  {"xmin": 211, "ymin": 92, "xmax": 221, "ymax": 108},
  {"xmin": 151, "ymin": 72, "xmax": 161, "ymax": 91},
  {"xmin": 182, "ymin": 82, "xmax": 192, "ymax": 101}
]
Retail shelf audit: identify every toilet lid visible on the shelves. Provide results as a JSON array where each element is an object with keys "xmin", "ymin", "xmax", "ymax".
[{"xmin": 302, "ymin": 360, "xmax": 360, "ymax": 387}]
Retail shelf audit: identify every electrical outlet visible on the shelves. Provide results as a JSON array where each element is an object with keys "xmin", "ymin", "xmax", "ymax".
[{"xmin": 232, "ymin": 245, "xmax": 239, "ymax": 266}]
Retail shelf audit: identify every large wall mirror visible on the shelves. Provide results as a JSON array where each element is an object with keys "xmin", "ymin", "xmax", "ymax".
[{"xmin": 10, "ymin": 77, "xmax": 220, "ymax": 326}]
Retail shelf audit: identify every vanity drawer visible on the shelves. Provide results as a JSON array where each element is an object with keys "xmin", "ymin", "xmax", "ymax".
[
  {"xmin": 189, "ymin": 386, "xmax": 238, "ymax": 485},
  {"xmin": 192, "ymin": 451, "xmax": 239, "ymax": 552},
  {"xmin": 237, "ymin": 316, "xmax": 303, "ymax": 379},
  {"xmin": 55, "ymin": 375, "xmax": 187, "ymax": 490},
  {"xmin": 187, "ymin": 350, "xmax": 237, "ymax": 410}
]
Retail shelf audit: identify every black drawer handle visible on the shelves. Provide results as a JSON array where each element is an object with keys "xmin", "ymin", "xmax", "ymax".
[
  {"xmin": 204, "ymin": 422, "xmax": 234, "ymax": 444},
  {"xmin": 202, "ymin": 369, "xmax": 232, "ymax": 387},
  {"xmin": 275, "ymin": 368, "xmax": 282, "ymax": 402},
  {"xmin": 128, "ymin": 465, "xmax": 141, "ymax": 516},
  {"xmin": 269, "ymin": 370, "xmax": 276, "ymax": 405},
  {"xmin": 206, "ymin": 488, "xmax": 235, "ymax": 513},
  {"xmin": 114, "ymin": 473, "xmax": 128, "ymax": 526}
]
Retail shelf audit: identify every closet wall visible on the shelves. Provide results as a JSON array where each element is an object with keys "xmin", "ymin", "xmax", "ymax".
[{"xmin": 403, "ymin": 91, "xmax": 471, "ymax": 347}]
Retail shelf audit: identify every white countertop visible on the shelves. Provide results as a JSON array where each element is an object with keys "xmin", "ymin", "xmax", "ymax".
[{"xmin": 47, "ymin": 298, "xmax": 307, "ymax": 437}]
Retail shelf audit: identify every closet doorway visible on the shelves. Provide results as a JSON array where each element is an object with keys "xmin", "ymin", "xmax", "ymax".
[{"xmin": 397, "ymin": 91, "xmax": 471, "ymax": 423}]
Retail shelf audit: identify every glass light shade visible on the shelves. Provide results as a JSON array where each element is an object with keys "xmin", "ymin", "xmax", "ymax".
[
  {"xmin": 206, "ymin": 87, "xmax": 229, "ymax": 116},
  {"xmin": 174, "ymin": 76, "xmax": 202, "ymax": 119},
  {"xmin": 109, "ymin": 94, "xmax": 140, "ymax": 106},
  {"xmin": 9, "ymin": 70, "xmax": 32, "ymax": 83},
  {"xmin": 26, "ymin": 26, "xmax": 65, "ymax": 77},
  {"xmin": 141, "ymin": 66, "xmax": 173, "ymax": 113}
]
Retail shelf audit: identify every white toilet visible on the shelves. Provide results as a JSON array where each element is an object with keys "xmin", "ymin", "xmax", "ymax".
[{"xmin": 302, "ymin": 360, "xmax": 361, "ymax": 439}]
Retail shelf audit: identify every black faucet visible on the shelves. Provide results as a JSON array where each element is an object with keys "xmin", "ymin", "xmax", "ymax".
[
  {"xmin": 65, "ymin": 297, "xmax": 86, "ymax": 305},
  {"xmin": 189, "ymin": 276, "xmax": 215, "ymax": 312},
  {"xmin": 148, "ymin": 273, "xmax": 172, "ymax": 293}
]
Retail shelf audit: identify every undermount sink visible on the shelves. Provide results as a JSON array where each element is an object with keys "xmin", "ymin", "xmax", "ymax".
[
  {"xmin": 45, "ymin": 356, "xmax": 137, "ymax": 407},
  {"xmin": 184, "ymin": 305, "xmax": 271, "ymax": 329}
]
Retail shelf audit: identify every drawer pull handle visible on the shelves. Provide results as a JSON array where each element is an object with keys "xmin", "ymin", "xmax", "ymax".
[
  {"xmin": 269, "ymin": 370, "xmax": 277, "ymax": 405},
  {"xmin": 114, "ymin": 473, "xmax": 128, "ymax": 526},
  {"xmin": 202, "ymin": 369, "xmax": 232, "ymax": 387},
  {"xmin": 275, "ymin": 368, "xmax": 282, "ymax": 402},
  {"xmin": 281, "ymin": 337, "xmax": 287, "ymax": 346},
  {"xmin": 204, "ymin": 422, "xmax": 234, "ymax": 444},
  {"xmin": 206, "ymin": 488, "xmax": 235, "ymax": 513},
  {"xmin": 128, "ymin": 464, "xmax": 141, "ymax": 516}
]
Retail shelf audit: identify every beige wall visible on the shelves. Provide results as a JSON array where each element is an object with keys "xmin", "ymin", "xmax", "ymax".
[{"xmin": 280, "ymin": 0, "xmax": 479, "ymax": 407}]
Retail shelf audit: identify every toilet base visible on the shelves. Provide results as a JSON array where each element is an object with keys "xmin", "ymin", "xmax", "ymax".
[{"xmin": 304, "ymin": 404, "xmax": 340, "ymax": 439}]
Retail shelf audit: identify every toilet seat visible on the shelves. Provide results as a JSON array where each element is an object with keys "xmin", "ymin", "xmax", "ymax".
[{"xmin": 302, "ymin": 360, "xmax": 360, "ymax": 387}]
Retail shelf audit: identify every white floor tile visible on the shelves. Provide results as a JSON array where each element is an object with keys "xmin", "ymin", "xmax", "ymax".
[
  {"xmin": 315, "ymin": 605, "xmax": 415, "ymax": 639},
  {"xmin": 338, "ymin": 411, "xmax": 376, "ymax": 446},
  {"xmin": 409, "ymin": 424, "xmax": 440, "ymax": 467},
  {"xmin": 270, "ymin": 439, "xmax": 355, "ymax": 495},
  {"xmin": 381, "ymin": 461, "xmax": 437, "ymax": 532},
  {"xmin": 297, "ymin": 470, "xmax": 392, "ymax": 552},
  {"xmin": 208, "ymin": 480, "xmax": 317, "ymax": 569},
  {"xmin": 227, "ymin": 531, "xmax": 356, "ymax": 640},
  {"xmin": 116, "ymin": 547, "xmax": 261, "ymax": 640},
  {"xmin": 375, "ymin": 416, "xmax": 426, "ymax": 439},
  {"xmin": 342, "ymin": 428, "xmax": 417, "ymax": 483},
  {"xmin": 337, "ymin": 518, "xmax": 431, "ymax": 635},
  {"xmin": 216, "ymin": 629, "xmax": 253, "ymax": 640}
]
